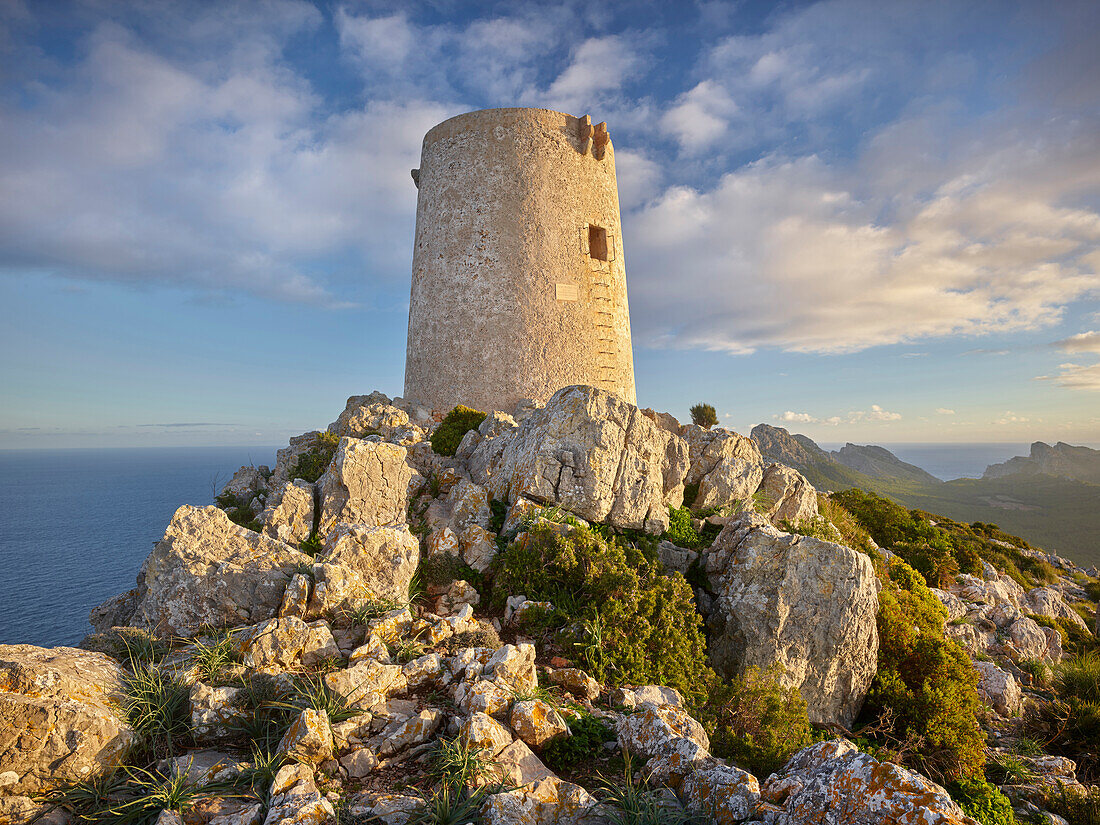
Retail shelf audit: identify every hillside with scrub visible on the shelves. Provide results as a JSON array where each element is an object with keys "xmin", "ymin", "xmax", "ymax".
[{"xmin": 1, "ymin": 385, "xmax": 1098, "ymax": 825}]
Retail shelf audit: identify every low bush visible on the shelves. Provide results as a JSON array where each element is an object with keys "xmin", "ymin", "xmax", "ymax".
[
  {"xmin": 1044, "ymin": 785, "xmax": 1100, "ymax": 825},
  {"xmin": 430, "ymin": 405, "xmax": 486, "ymax": 457},
  {"xmin": 861, "ymin": 557, "xmax": 986, "ymax": 782},
  {"xmin": 542, "ymin": 712, "xmax": 615, "ymax": 772},
  {"xmin": 214, "ymin": 490, "xmax": 263, "ymax": 533},
  {"xmin": 703, "ymin": 666, "xmax": 817, "ymax": 777},
  {"xmin": 493, "ymin": 523, "xmax": 711, "ymax": 706},
  {"xmin": 661, "ymin": 506, "xmax": 718, "ymax": 550},
  {"xmin": 1027, "ymin": 652, "xmax": 1100, "ymax": 781},
  {"xmin": 818, "ymin": 495, "xmax": 875, "ymax": 553},
  {"xmin": 689, "ymin": 402, "xmax": 718, "ymax": 429},
  {"xmin": 289, "ymin": 431, "xmax": 340, "ymax": 483},
  {"xmin": 947, "ymin": 778, "xmax": 1016, "ymax": 825}
]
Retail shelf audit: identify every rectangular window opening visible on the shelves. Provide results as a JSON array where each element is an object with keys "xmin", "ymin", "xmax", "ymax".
[{"xmin": 588, "ymin": 224, "xmax": 609, "ymax": 261}]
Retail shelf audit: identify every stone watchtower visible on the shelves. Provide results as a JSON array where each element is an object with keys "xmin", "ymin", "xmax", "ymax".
[{"xmin": 403, "ymin": 108, "xmax": 637, "ymax": 415}]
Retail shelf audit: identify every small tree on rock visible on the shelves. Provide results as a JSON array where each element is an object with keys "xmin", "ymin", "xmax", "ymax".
[{"xmin": 690, "ymin": 402, "xmax": 718, "ymax": 429}]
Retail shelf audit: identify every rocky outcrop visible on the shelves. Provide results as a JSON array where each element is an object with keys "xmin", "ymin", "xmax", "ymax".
[
  {"xmin": 478, "ymin": 385, "xmax": 689, "ymax": 533},
  {"xmin": 704, "ymin": 515, "xmax": 879, "ymax": 728},
  {"xmin": 130, "ymin": 505, "xmax": 307, "ymax": 637},
  {"xmin": 310, "ymin": 524, "xmax": 419, "ymax": 613},
  {"xmin": 0, "ymin": 645, "xmax": 136, "ymax": 795},
  {"xmin": 756, "ymin": 464, "xmax": 819, "ymax": 525},
  {"xmin": 761, "ymin": 739, "xmax": 979, "ymax": 824},
  {"xmin": 317, "ymin": 438, "xmax": 412, "ymax": 535},
  {"xmin": 260, "ymin": 480, "xmax": 315, "ymax": 546}
]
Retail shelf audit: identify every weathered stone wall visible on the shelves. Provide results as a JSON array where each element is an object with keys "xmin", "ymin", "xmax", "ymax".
[{"xmin": 404, "ymin": 107, "xmax": 636, "ymax": 415}]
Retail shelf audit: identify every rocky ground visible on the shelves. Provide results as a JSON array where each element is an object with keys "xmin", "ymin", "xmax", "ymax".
[{"xmin": 1, "ymin": 385, "xmax": 1097, "ymax": 825}]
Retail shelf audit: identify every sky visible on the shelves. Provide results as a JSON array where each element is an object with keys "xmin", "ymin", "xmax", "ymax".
[{"xmin": 1, "ymin": 0, "xmax": 1099, "ymax": 449}]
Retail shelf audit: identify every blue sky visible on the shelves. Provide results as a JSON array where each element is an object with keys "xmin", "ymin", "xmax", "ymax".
[{"xmin": 1, "ymin": 0, "xmax": 1099, "ymax": 448}]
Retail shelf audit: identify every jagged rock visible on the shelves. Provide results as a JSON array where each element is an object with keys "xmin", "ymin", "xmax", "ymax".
[
  {"xmin": 1026, "ymin": 586, "xmax": 1092, "ymax": 632},
  {"xmin": 761, "ymin": 739, "xmax": 978, "ymax": 824},
  {"xmin": 190, "ymin": 682, "xmax": 243, "ymax": 742},
  {"xmin": 681, "ymin": 426, "xmax": 760, "ymax": 485},
  {"xmin": 949, "ymin": 572, "xmax": 1025, "ymax": 611},
  {"xmin": 310, "ymin": 524, "xmax": 419, "ymax": 613},
  {"xmin": 373, "ymin": 709, "xmax": 443, "ymax": 757},
  {"xmin": 401, "ymin": 654, "xmax": 443, "ymax": 690},
  {"xmin": 704, "ymin": 516, "xmax": 878, "ymax": 728},
  {"xmin": 426, "ymin": 527, "xmax": 460, "ymax": 557},
  {"xmin": 331, "ymin": 716, "xmax": 375, "ymax": 751},
  {"xmin": 482, "ymin": 777, "xmax": 598, "ymax": 825},
  {"xmin": 680, "ymin": 762, "xmax": 760, "ymax": 823},
  {"xmin": 1005, "ymin": 616, "xmax": 1063, "ymax": 663},
  {"xmin": 324, "ymin": 661, "xmax": 406, "ymax": 709},
  {"xmin": 343, "ymin": 792, "xmax": 421, "ymax": 825},
  {"xmin": 263, "ymin": 763, "xmax": 334, "ymax": 825},
  {"xmin": 484, "ymin": 643, "xmax": 537, "ymax": 691},
  {"xmin": 197, "ymin": 799, "xmax": 265, "ymax": 825},
  {"xmin": 460, "ymin": 712, "xmax": 514, "ymax": 753},
  {"xmin": 317, "ymin": 438, "xmax": 411, "ymax": 534},
  {"xmin": 278, "ymin": 709, "xmax": 334, "ymax": 765},
  {"xmin": 460, "ymin": 525, "xmax": 498, "ymax": 573},
  {"xmin": 155, "ymin": 810, "xmax": 183, "ymax": 825},
  {"xmin": 0, "ymin": 645, "xmax": 135, "ymax": 795},
  {"xmin": 641, "ymin": 407, "xmax": 681, "ymax": 435},
  {"xmin": 268, "ymin": 432, "xmax": 325, "ymax": 490},
  {"xmin": 161, "ymin": 749, "xmax": 248, "ymax": 784},
  {"xmin": 757, "ymin": 463, "xmax": 819, "ymax": 525},
  {"xmin": 241, "ymin": 617, "xmax": 340, "ymax": 672},
  {"xmin": 261, "ymin": 480, "xmax": 315, "ymax": 546},
  {"xmin": 617, "ymin": 701, "xmax": 710, "ymax": 762},
  {"xmin": 946, "ymin": 622, "xmax": 997, "ymax": 658},
  {"xmin": 130, "ymin": 505, "xmax": 306, "ymax": 637},
  {"xmin": 694, "ymin": 456, "xmax": 764, "ymax": 512},
  {"xmin": 502, "ymin": 497, "xmax": 542, "ymax": 534},
  {"xmin": 657, "ymin": 540, "xmax": 698, "ymax": 577},
  {"xmin": 349, "ymin": 636, "xmax": 390, "ymax": 667},
  {"xmin": 429, "ymin": 580, "xmax": 480, "ymax": 616},
  {"xmin": 279, "ymin": 574, "xmax": 311, "ymax": 620},
  {"xmin": 455, "ymin": 679, "xmax": 513, "ymax": 717},
  {"xmin": 447, "ymin": 479, "xmax": 492, "ymax": 530},
  {"xmin": 481, "ymin": 385, "xmax": 689, "ymax": 534},
  {"xmin": 222, "ymin": 465, "xmax": 270, "ymax": 501},
  {"xmin": 631, "ymin": 685, "xmax": 685, "ymax": 707},
  {"xmin": 339, "ymin": 746, "xmax": 378, "ymax": 779},
  {"xmin": 973, "ymin": 661, "xmax": 1023, "ymax": 717},
  {"xmin": 329, "ymin": 397, "xmax": 419, "ymax": 442},
  {"xmin": 489, "ymin": 740, "xmax": 558, "ymax": 786},
  {"xmin": 545, "ymin": 668, "xmax": 601, "ymax": 701},
  {"xmin": 931, "ymin": 588, "xmax": 968, "ymax": 622},
  {"xmin": 510, "ymin": 700, "xmax": 570, "ymax": 748},
  {"xmin": 88, "ymin": 589, "xmax": 138, "ymax": 634}
]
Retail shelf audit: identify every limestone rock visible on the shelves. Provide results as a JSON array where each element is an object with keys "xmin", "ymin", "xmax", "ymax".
[
  {"xmin": 343, "ymin": 792, "xmax": 422, "ymax": 825},
  {"xmin": 278, "ymin": 709, "xmax": 334, "ymax": 765},
  {"xmin": 0, "ymin": 644, "xmax": 136, "ymax": 795},
  {"xmin": 401, "ymin": 654, "xmax": 443, "ymax": 690},
  {"xmin": 484, "ymin": 643, "xmax": 537, "ymax": 692},
  {"xmin": 510, "ymin": 700, "xmax": 570, "ymax": 748},
  {"xmin": 242, "ymin": 617, "xmax": 340, "ymax": 672},
  {"xmin": 482, "ymin": 777, "xmax": 598, "ymax": 825},
  {"xmin": 762, "ymin": 739, "xmax": 978, "ymax": 824},
  {"xmin": 489, "ymin": 740, "xmax": 558, "ymax": 787},
  {"xmin": 501, "ymin": 497, "xmax": 542, "ymax": 534},
  {"xmin": 222, "ymin": 465, "xmax": 270, "ymax": 501},
  {"xmin": 681, "ymin": 426, "xmax": 761, "ymax": 485},
  {"xmin": 974, "ymin": 661, "xmax": 1023, "ymax": 717},
  {"xmin": 545, "ymin": 668, "xmax": 601, "ymax": 701},
  {"xmin": 278, "ymin": 573, "xmax": 312, "ymax": 620},
  {"xmin": 324, "ymin": 661, "xmax": 406, "ymax": 708},
  {"xmin": 1026, "ymin": 586, "xmax": 1092, "ymax": 632},
  {"xmin": 704, "ymin": 516, "xmax": 878, "ymax": 728},
  {"xmin": 317, "ymin": 438, "xmax": 411, "ymax": 534},
  {"xmin": 88, "ymin": 589, "xmax": 138, "ymax": 634},
  {"xmin": 190, "ymin": 682, "xmax": 243, "ymax": 742},
  {"xmin": 757, "ymin": 464, "xmax": 819, "ymax": 526},
  {"xmin": 460, "ymin": 525, "xmax": 498, "ymax": 573},
  {"xmin": 460, "ymin": 712, "xmax": 513, "ymax": 754},
  {"xmin": 131, "ymin": 505, "xmax": 306, "ymax": 637},
  {"xmin": 312, "ymin": 524, "xmax": 419, "ymax": 612},
  {"xmin": 616, "ymin": 701, "xmax": 709, "ymax": 762},
  {"xmin": 261, "ymin": 480, "xmax": 315, "ymax": 546},
  {"xmin": 447, "ymin": 479, "xmax": 491, "ymax": 531},
  {"xmin": 429, "ymin": 580, "xmax": 479, "ymax": 616},
  {"xmin": 455, "ymin": 679, "xmax": 513, "ymax": 718},
  {"xmin": 373, "ymin": 709, "xmax": 443, "ymax": 757},
  {"xmin": 329, "ymin": 398, "xmax": 419, "ymax": 442},
  {"xmin": 483, "ymin": 385, "xmax": 689, "ymax": 534},
  {"xmin": 694, "ymin": 456, "xmax": 764, "ymax": 512},
  {"xmin": 680, "ymin": 762, "xmax": 760, "ymax": 823},
  {"xmin": 263, "ymin": 763, "xmax": 334, "ymax": 825},
  {"xmin": 339, "ymin": 746, "xmax": 378, "ymax": 779}
]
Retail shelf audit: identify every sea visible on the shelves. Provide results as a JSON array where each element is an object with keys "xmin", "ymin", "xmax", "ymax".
[
  {"xmin": 0, "ymin": 446, "xmax": 278, "ymax": 648},
  {"xmin": 0, "ymin": 442, "xmax": 1064, "ymax": 648}
]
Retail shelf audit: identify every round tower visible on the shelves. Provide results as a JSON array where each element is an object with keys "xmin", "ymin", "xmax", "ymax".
[{"xmin": 403, "ymin": 107, "xmax": 636, "ymax": 415}]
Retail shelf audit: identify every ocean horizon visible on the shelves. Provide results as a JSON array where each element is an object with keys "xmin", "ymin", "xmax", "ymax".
[{"xmin": 0, "ymin": 440, "xmax": 1087, "ymax": 648}]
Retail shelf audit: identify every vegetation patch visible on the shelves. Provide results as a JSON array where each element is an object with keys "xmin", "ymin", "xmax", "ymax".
[
  {"xmin": 493, "ymin": 523, "xmax": 711, "ymax": 705},
  {"xmin": 214, "ymin": 490, "xmax": 263, "ymax": 533},
  {"xmin": 947, "ymin": 778, "xmax": 1016, "ymax": 825},
  {"xmin": 541, "ymin": 711, "xmax": 615, "ymax": 772},
  {"xmin": 661, "ymin": 506, "xmax": 719, "ymax": 550},
  {"xmin": 289, "ymin": 431, "xmax": 340, "ymax": 483},
  {"xmin": 689, "ymin": 402, "xmax": 718, "ymax": 429},
  {"xmin": 430, "ymin": 405, "xmax": 486, "ymax": 457}
]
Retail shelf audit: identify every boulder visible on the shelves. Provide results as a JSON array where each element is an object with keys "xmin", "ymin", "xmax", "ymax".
[
  {"xmin": 756, "ymin": 464, "xmax": 819, "ymax": 526},
  {"xmin": 317, "ymin": 438, "xmax": 412, "ymax": 535},
  {"xmin": 446, "ymin": 479, "xmax": 492, "ymax": 531},
  {"xmin": 455, "ymin": 679, "xmax": 513, "ymax": 718},
  {"xmin": 704, "ymin": 516, "xmax": 878, "ymax": 728},
  {"xmin": 221, "ymin": 465, "xmax": 270, "ymax": 501},
  {"xmin": 460, "ymin": 525, "xmax": 498, "ymax": 573},
  {"xmin": 484, "ymin": 644, "xmax": 537, "ymax": 692},
  {"xmin": 0, "ymin": 645, "xmax": 136, "ymax": 795},
  {"xmin": 241, "ymin": 617, "xmax": 340, "ymax": 672},
  {"xmin": 545, "ymin": 668, "xmax": 601, "ymax": 701},
  {"xmin": 616, "ymin": 701, "xmax": 710, "ymax": 762},
  {"xmin": 482, "ymin": 777, "xmax": 598, "ymax": 825},
  {"xmin": 311, "ymin": 524, "xmax": 419, "ymax": 612},
  {"xmin": 329, "ymin": 398, "xmax": 418, "ymax": 442},
  {"xmin": 680, "ymin": 762, "xmax": 760, "ymax": 823},
  {"xmin": 130, "ymin": 505, "xmax": 307, "ymax": 637},
  {"xmin": 482, "ymin": 385, "xmax": 689, "ymax": 534},
  {"xmin": 268, "ymin": 432, "xmax": 326, "ymax": 490},
  {"xmin": 693, "ymin": 456, "xmax": 764, "ymax": 512},
  {"xmin": 1026, "ymin": 587, "xmax": 1092, "ymax": 632},
  {"xmin": 510, "ymin": 700, "xmax": 570, "ymax": 748},
  {"xmin": 761, "ymin": 739, "xmax": 978, "ymax": 824},
  {"xmin": 190, "ymin": 682, "xmax": 244, "ymax": 742},
  {"xmin": 262, "ymin": 763, "xmax": 334, "ymax": 825},
  {"xmin": 973, "ymin": 661, "xmax": 1023, "ymax": 717},
  {"xmin": 277, "ymin": 709, "xmax": 334, "ymax": 765},
  {"xmin": 460, "ymin": 712, "xmax": 513, "ymax": 754},
  {"xmin": 260, "ymin": 480, "xmax": 315, "ymax": 546},
  {"xmin": 373, "ymin": 709, "xmax": 443, "ymax": 757},
  {"xmin": 88, "ymin": 589, "xmax": 138, "ymax": 634},
  {"xmin": 489, "ymin": 740, "xmax": 557, "ymax": 787}
]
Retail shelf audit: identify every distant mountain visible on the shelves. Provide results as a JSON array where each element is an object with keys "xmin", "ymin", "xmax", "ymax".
[
  {"xmin": 984, "ymin": 441, "xmax": 1100, "ymax": 484},
  {"xmin": 830, "ymin": 443, "xmax": 941, "ymax": 485},
  {"xmin": 750, "ymin": 424, "xmax": 1100, "ymax": 568}
]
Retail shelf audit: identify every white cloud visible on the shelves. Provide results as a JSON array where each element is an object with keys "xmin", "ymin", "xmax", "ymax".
[
  {"xmin": 1052, "ymin": 330, "xmax": 1100, "ymax": 354},
  {"xmin": 995, "ymin": 412, "xmax": 1032, "ymax": 425},
  {"xmin": 1036, "ymin": 362, "xmax": 1100, "ymax": 391},
  {"xmin": 660, "ymin": 81, "xmax": 739, "ymax": 153},
  {"xmin": 542, "ymin": 35, "xmax": 646, "ymax": 114},
  {"xmin": 936, "ymin": 408, "xmax": 956, "ymax": 415},
  {"xmin": 774, "ymin": 405, "xmax": 901, "ymax": 425}
]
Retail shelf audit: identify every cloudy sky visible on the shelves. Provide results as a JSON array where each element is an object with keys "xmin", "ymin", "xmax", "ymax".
[{"xmin": 2, "ymin": 0, "xmax": 1099, "ymax": 448}]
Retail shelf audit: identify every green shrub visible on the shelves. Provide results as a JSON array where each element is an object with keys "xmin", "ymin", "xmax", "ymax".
[
  {"xmin": 703, "ymin": 666, "xmax": 817, "ymax": 777},
  {"xmin": 289, "ymin": 431, "xmax": 340, "ymax": 483},
  {"xmin": 661, "ymin": 506, "xmax": 717, "ymax": 550},
  {"xmin": 417, "ymin": 552, "xmax": 482, "ymax": 592},
  {"xmin": 430, "ymin": 405, "xmax": 486, "ymax": 457},
  {"xmin": 818, "ymin": 495, "xmax": 875, "ymax": 553},
  {"xmin": 214, "ymin": 490, "xmax": 263, "ymax": 532},
  {"xmin": 947, "ymin": 778, "xmax": 1016, "ymax": 825},
  {"xmin": 299, "ymin": 532, "xmax": 323, "ymax": 556},
  {"xmin": 1044, "ymin": 785, "xmax": 1100, "ymax": 825},
  {"xmin": 542, "ymin": 712, "xmax": 615, "ymax": 772},
  {"xmin": 1027, "ymin": 652, "xmax": 1100, "ymax": 781},
  {"xmin": 689, "ymin": 402, "xmax": 718, "ymax": 429},
  {"xmin": 862, "ymin": 557, "xmax": 986, "ymax": 782},
  {"xmin": 494, "ymin": 524, "xmax": 711, "ymax": 705}
]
